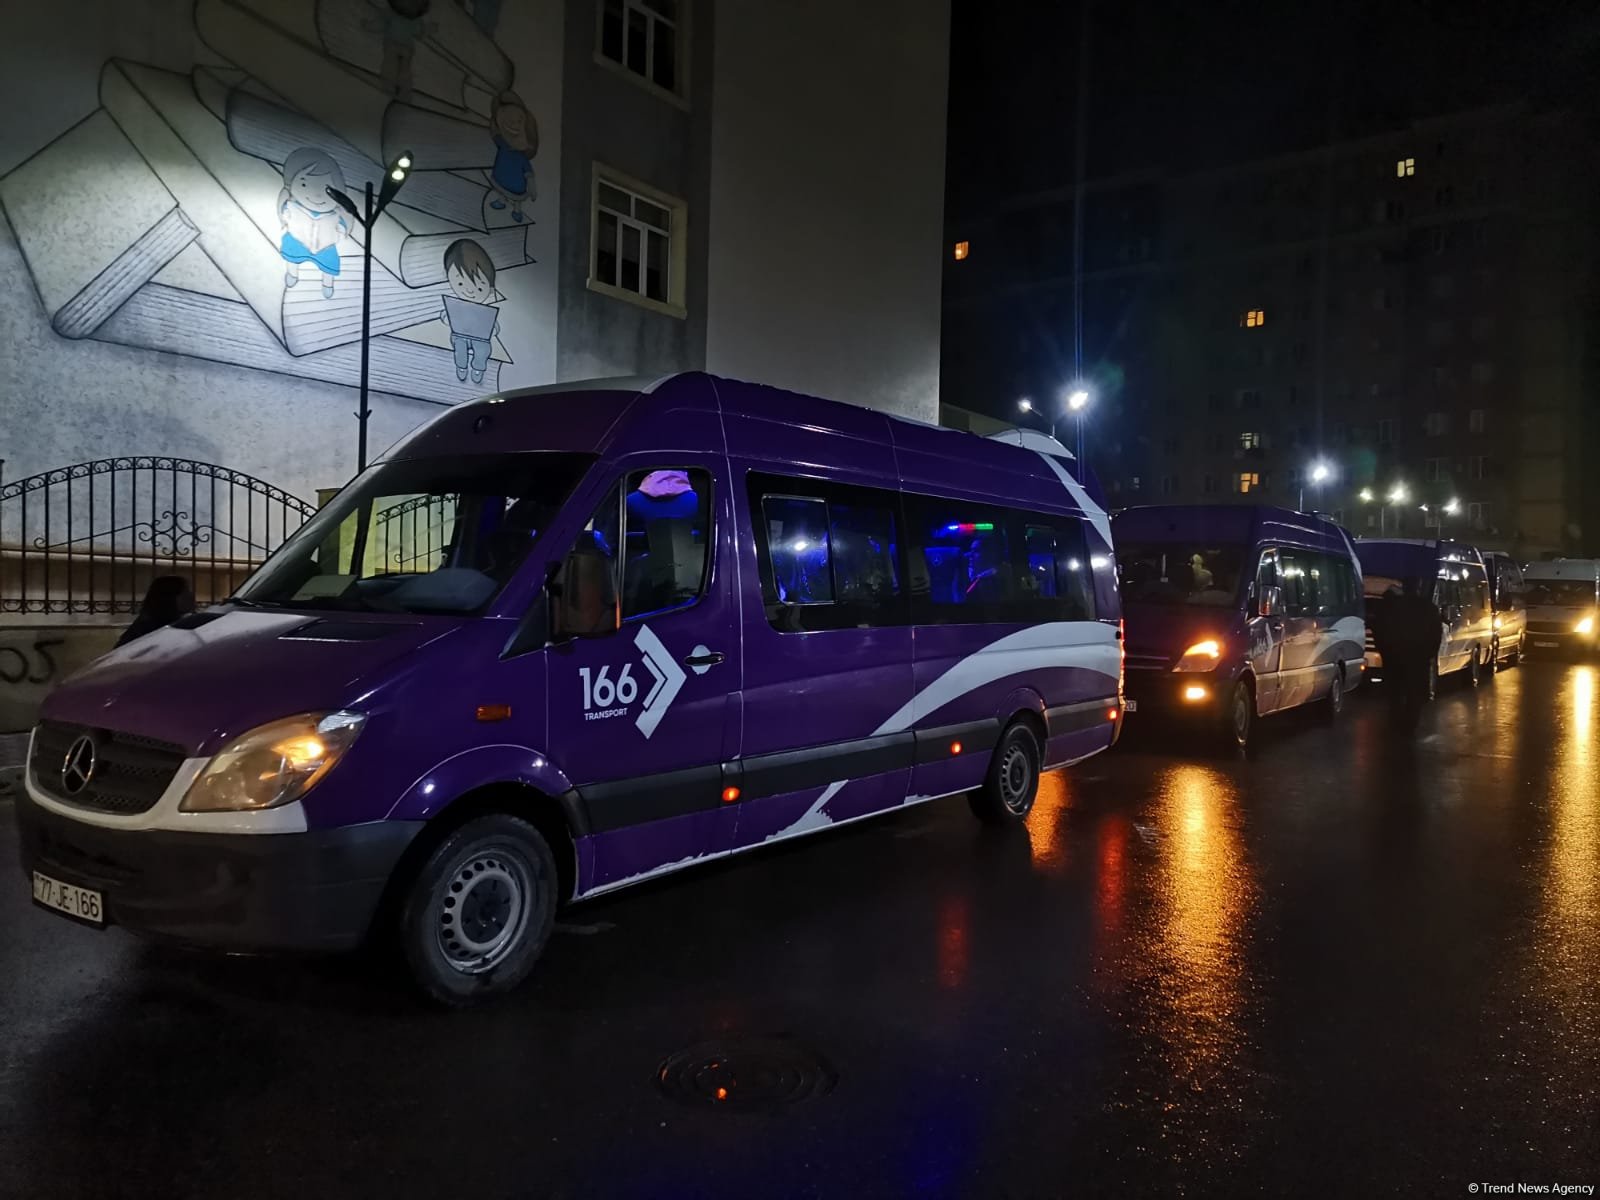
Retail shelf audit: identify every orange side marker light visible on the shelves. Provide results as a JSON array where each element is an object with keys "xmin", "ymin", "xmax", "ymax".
[
  {"xmin": 475, "ymin": 704, "xmax": 513, "ymax": 722},
  {"xmin": 721, "ymin": 786, "xmax": 741, "ymax": 803}
]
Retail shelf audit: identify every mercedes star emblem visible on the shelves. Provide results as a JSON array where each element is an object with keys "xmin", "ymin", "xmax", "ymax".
[{"xmin": 60, "ymin": 735, "xmax": 98, "ymax": 796}]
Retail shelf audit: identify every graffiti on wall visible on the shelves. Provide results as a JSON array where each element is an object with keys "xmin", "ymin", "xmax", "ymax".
[{"xmin": 0, "ymin": 0, "xmax": 547, "ymax": 407}]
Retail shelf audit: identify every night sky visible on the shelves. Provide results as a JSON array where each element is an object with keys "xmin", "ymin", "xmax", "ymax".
[{"xmin": 946, "ymin": 0, "xmax": 1600, "ymax": 219}]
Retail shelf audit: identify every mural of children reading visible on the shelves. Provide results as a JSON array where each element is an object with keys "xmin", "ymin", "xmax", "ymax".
[
  {"xmin": 488, "ymin": 92, "xmax": 537, "ymax": 224},
  {"xmin": 366, "ymin": 0, "xmax": 438, "ymax": 102},
  {"xmin": 439, "ymin": 238, "xmax": 500, "ymax": 384},
  {"xmin": 278, "ymin": 148, "xmax": 350, "ymax": 300}
]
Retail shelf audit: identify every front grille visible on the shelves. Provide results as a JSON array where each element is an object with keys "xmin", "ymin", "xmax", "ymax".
[
  {"xmin": 28, "ymin": 721, "xmax": 187, "ymax": 815},
  {"xmin": 1527, "ymin": 620, "xmax": 1571, "ymax": 635},
  {"xmin": 1125, "ymin": 652, "xmax": 1172, "ymax": 672}
]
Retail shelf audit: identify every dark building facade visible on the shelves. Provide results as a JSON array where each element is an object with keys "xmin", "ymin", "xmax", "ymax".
[{"xmin": 944, "ymin": 105, "xmax": 1598, "ymax": 557}]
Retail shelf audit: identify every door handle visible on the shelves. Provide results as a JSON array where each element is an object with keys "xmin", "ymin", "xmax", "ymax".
[{"xmin": 683, "ymin": 651, "xmax": 725, "ymax": 667}]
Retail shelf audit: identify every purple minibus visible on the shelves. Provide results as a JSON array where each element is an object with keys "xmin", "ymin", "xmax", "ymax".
[
  {"xmin": 18, "ymin": 374, "xmax": 1122, "ymax": 1004},
  {"xmin": 1112, "ymin": 505, "xmax": 1365, "ymax": 749}
]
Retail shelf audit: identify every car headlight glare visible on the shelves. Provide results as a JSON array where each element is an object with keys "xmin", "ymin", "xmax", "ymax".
[
  {"xmin": 181, "ymin": 711, "xmax": 365, "ymax": 812},
  {"xmin": 1577, "ymin": 615, "xmax": 1595, "ymax": 636},
  {"xmin": 1173, "ymin": 639, "xmax": 1223, "ymax": 672}
]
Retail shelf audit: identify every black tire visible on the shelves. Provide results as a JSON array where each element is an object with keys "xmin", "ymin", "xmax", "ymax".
[
  {"xmin": 1324, "ymin": 668, "xmax": 1345, "ymax": 721},
  {"xmin": 1465, "ymin": 648, "xmax": 1482, "ymax": 689},
  {"xmin": 968, "ymin": 721, "xmax": 1042, "ymax": 826},
  {"xmin": 398, "ymin": 813, "xmax": 558, "ymax": 1008},
  {"xmin": 1509, "ymin": 634, "xmax": 1523, "ymax": 666},
  {"xmin": 1224, "ymin": 677, "xmax": 1255, "ymax": 752}
]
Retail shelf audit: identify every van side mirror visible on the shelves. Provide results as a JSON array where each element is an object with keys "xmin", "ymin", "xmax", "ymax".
[
  {"xmin": 551, "ymin": 548, "xmax": 620, "ymax": 640},
  {"xmin": 1259, "ymin": 585, "xmax": 1282, "ymax": 617}
]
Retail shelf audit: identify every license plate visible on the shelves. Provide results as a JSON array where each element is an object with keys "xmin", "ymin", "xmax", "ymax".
[
  {"xmin": 1534, "ymin": 640, "xmax": 1558, "ymax": 648},
  {"xmin": 1123, "ymin": 699, "xmax": 1138, "ymax": 713},
  {"xmin": 31, "ymin": 871, "xmax": 104, "ymax": 926}
]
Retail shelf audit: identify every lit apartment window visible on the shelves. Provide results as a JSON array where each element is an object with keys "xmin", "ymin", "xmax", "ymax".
[
  {"xmin": 1241, "ymin": 308, "xmax": 1266, "ymax": 328},
  {"xmin": 1424, "ymin": 412, "xmax": 1449, "ymax": 437},
  {"xmin": 952, "ymin": 240, "xmax": 970, "ymax": 262},
  {"xmin": 1239, "ymin": 431, "xmax": 1262, "ymax": 450},
  {"xmin": 591, "ymin": 168, "xmax": 687, "ymax": 313},
  {"xmin": 1397, "ymin": 157, "xmax": 1415, "ymax": 177},
  {"xmin": 1468, "ymin": 409, "xmax": 1486, "ymax": 434},
  {"xmin": 1236, "ymin": 472, "xmax": 1261, "ymax": 494},
  {"xmin": 599, "ymin": 0, "xmax": 683, "ymax": 96}
]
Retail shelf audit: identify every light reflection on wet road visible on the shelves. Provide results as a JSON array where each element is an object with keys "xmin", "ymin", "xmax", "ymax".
[{"xmin": 2, "ymin": 661, "xmax": 1597, "ymax": 1197}]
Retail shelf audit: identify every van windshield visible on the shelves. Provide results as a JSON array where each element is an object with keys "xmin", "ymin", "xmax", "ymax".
[
  {"xmin": 235, "ymin": 452, "xmax": 593, "ymax": 614},
  {"xmin": 1117, "ymin": 542, "xmax": 1244, "ymax": 607},
  {"xmin": 1525, "ymin": 579, "xmax": 1596, "ymax": 608}
]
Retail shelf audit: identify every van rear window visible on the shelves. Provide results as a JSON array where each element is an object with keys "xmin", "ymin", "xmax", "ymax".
[{"xmin": 1118, "ymin": 543, "xmax": 1243, "ymax": 607}]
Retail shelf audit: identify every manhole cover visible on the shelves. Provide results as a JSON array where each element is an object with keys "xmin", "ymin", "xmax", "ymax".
[{"xmin": 656, "ymin": 1036, "xmax": 837, "ymax": 1112}]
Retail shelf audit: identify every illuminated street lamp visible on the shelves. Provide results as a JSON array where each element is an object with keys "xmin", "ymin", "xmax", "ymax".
[
  {"xmin": 1301, "ymin": 459, "xmax": 1334, "ymax": 511},
  {"xmin": 329, "ymin": 149, "xmax": 415, "ymax": 472},
  {"xmin": 1377, "ymin": 483, "xmax": 1408, "ymax": 536},
  {"xmin": 1017, "ymin": 397, "xmax": 1054, "ymax": 439},
  {"xmin": 1358, "ymin": 487, "xmax": 1374, "ymax": 503},
  {"xmin": 1064, "ymin": 386, "xmax": 1091, "ymax": 461}
]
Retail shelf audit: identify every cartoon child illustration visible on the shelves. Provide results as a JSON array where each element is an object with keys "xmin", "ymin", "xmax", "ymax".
[
  {"xmin": 487, "ymin": 92, "xmax": 537, "ymax": 224},
  {"xmin": 366, "ymin": 0, "xmax": 437, "ymax": 101},
  {"xmin": 277, "ymin": 148, "xmax": 349, "ymax": 300},
  {"xmin": 439, "ymin": 239, "xmax": 499, "ymax": 385}
]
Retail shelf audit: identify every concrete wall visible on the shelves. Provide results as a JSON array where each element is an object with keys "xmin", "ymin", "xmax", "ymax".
[
  {"xmin": 0, "ymin": 0, "xmax": 565, "ymax": 506},
  {"xmin": 703, "ymin": 0, "xmax": 950, "ymax": 422},
  {"xmin": 0, "ymin": 626, "xmax": 121, "ymax": 733},
  {"xmin": 555, "ymin": 0, "xmax": 714, "ymax": 381}
]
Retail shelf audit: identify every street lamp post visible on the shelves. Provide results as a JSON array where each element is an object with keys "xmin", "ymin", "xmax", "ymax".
[
  {"xmin": 1384, "ymin": 483, "xmax": 1408, "ymax": 537},
  {"xmin": 1017, "ymin": 398, "xmax": 1054, "ymax": 439},
  {"xmin": 1301, "ymin": 460, "xmax": 1332, "ymax": 512},
  {"xmin": 330, "ymin": 151, "xmax": 414, "ymax": 473}
]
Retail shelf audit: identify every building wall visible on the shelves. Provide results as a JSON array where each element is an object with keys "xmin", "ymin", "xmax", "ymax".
[
  {"xmin": 0, "ymin": 0, "xmax": 566, "ymax": 505},
  {"xmin": 554, "ymin": 0, "xmax": 713, "ymax": 381},
  {"xmin": 703, "ymin": 0, "xmax": 950, "ymax": 423}
]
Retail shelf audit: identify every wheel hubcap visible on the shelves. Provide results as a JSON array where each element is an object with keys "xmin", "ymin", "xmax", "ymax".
[
  {"xmin": 436, "ymin": 850, "xmax": 532, "ymax": 974},
  {"xmin": 1234, "ymin": 691, "xmax": 1251, "ymax": 741},
  {"xmin": 1000, "ymin": 745, "xmax": 1032, "ymax": 812}
]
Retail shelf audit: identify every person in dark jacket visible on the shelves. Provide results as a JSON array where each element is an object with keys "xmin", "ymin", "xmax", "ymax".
[
  {"xmin": 117, "ymin": 576, "xmax": 195, "ymax": 647},
  {"xmin": 1373, "ymin": 578, "xmax": 1443, "ymax": 728}
]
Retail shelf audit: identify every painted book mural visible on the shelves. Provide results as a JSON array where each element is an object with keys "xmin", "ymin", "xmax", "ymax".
[{"xmin": 0, "ymin": 0, "xmax": 553, "ymax": 407}]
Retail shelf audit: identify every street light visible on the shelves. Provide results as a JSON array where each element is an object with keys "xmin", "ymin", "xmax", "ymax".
[
  {"xmin": 1358, "ymin": 487, "xmax": 1374, "ymax": 503},
  {"xmin": 1017, "ymin": 397, "xmax": 1054, "ymax": 438},
  {"xmin": 1443, "ymin": 497, "xmax": 1460, "ymax": 516},
  {"xmin": 329, "ymin": 149, "xmax": 415, "ymax": 473},
  {"xmin": 1379, "ymin": 483, "xmax": 1408, "ymax": 536},
  {"xmin": 1301, "ymin": 459, "xmax": 1333, "ymax": 511},
  {"xmin": 1064, "ymin": 386, "xmax": 1091, "ymax": 461}
]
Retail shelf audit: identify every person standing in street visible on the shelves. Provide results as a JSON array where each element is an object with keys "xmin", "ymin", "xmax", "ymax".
[{"xmin": 1373, "ymin": 579, "xmax": 1443, "ymax": 729}]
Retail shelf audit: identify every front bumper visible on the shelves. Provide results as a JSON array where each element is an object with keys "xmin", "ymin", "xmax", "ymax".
[
  {"xmin": 16, "ymin": 789, "xmax": 422, "ymax": 952},
  {"xmin": 1123, "ymin": 671, "xmax": 1228, "ymax": 718}
]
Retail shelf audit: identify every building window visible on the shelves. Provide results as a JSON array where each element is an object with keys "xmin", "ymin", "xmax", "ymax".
[
  {"xmin": 1396, "ymin": 157, "xmax": 1416, "ymax": 177},
  {"xmin": 1377, "ymin": 418, "xmax": 1395, "ymax": 446},
  {"xmin": 1424, "ymin": 412, "xmax": 1449, "ymax": 437},
  {"xmin": 590, "ymin": 167, "xmax": 687, "ymax": 315},
  {"xmin": 1160, "ymin": 475, "xmax": 1179, "ymax": 496},
  {"xmin": 1236, "ymin": 472, "xmax": 1261, "ymax": 494},
  {"xmin": 953, "ymin": 240, "xmax": 970, "ymax": 262},
  {"xmin": 1430, "ymin": 273, "xmax": 1455, "ymax": 299},
  {"xmin": 1373, "ymin": 287, "xmax": 1394, "ymax": 311},
  {"xmin": 1467, "ymin": 501, "xmax": 1488, "ymax": 528},
  {"xmin": 1472, "ymin": 315, "xmax": 1493, "ymax": 341},
  {"xmin": 1468, "ymin": 456, "xmax": 1488, "ymax": 480},
  {"xmin": 1237, "ymin": 389, "xmax": 1263, "ymax": 410},
  {"xmin": 599, "ymin": 0, "xmax": 683, "ymax": 96},
  {"xmin": 1424, "ymin": 457, "xmax": 1447, "ymax": 482},
  {"xmin": 1203, "ymin": 475, "xmax": 1220, "ymax": 495},
  {"xmin": 1435, "ymin": 185, "xmax": 1455, "ymax": 208},
  {"xmin": 1239, "ymin": 431, "xmax": 1262, "ymax": 450},
  {"xmin": 1241, "ymin": 308, "xmax": 1266, "ymax": 328},
  {"xmin": 1161, "ymin": 435, "xmax": 1181, "ymax": 455},
  {"xmin": 1423, "ymin": 506, "xmax": 1440, "ymax": 528},
  {"xmin": 1471, "ymin": 362, "xmax": 1494, "ymax": 385},
  {"xmin": 1469, "ymin": 409, "xmax": 1486, "ymax": 434}
]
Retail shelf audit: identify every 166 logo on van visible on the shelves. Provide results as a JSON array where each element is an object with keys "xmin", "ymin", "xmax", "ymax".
[{"xmin": 577, "ymin": 625, "xmax": 685, "ymax": 739}]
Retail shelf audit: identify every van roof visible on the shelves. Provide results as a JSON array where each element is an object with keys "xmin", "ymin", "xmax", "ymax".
[
  {"xmin": 1522, "ymin": 559, "xmax": 1600, "ymax": 581},
  {"xmin": 1111, "ymin": 504, "xmax": 1354, "ymax": 555},
  {"xmin": 1354, "ymin": 538, "xmax": 1484, "ymax": 579}
]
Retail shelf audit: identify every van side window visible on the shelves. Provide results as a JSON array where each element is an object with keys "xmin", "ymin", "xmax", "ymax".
[
  {"xmin": 750, "ymin": 474, "xmax": 904, "ymax": 632},
  {"xmin": 907, "ymin": 497, "xmax": 1014, "ymax": 620},
  {"xmin": 1022, "ymin": 522, "xmax": 1097, "ymax": 621},
  {"xmin": 1277, "ymin": 550, "xmax": 1308, "ymax": 615},
  {"xmin": 619, "ymin": 468, "xmax": 712, "ymax": 620}
]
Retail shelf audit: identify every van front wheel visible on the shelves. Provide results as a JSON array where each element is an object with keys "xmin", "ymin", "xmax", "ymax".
[
  {"xmin": 969, "ymin": 722, "xmax": 1041, "ymax": 826},
  {"xmin": 398, "ymin": 814, "xmax": 558, "ymax": 1008}
]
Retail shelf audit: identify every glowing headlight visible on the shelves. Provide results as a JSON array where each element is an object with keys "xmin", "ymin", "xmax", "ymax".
[
  {"xmin": 1577, "ymin": 615, "xmax": 1595, "ymax": 636},
  {"xmin": 1172, "ymin": 639, "xmax": 1222, "ymax": 672},
  {"xmin": 1492, "ymin": 614, "xmax": 1503, "ymax": 630},
  {"xmin": 181, "ymin": 711, "xmax": 365, "ymax": 812}
]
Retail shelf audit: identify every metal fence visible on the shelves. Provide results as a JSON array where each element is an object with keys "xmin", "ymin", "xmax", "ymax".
[
  {"xmin": 374, "ymin": 493, "xmax": 456, "ymax": 574},
  {"xmin": 0, "ymin": 458, "xmax": 317, "ymax": 616}
]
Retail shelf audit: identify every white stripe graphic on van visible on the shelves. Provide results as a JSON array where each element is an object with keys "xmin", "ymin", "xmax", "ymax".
[
  {"xmin": 634, "ymin": 625, "xmax": 685, "ymax": 739},
  {"xmin": 765, "ymin": 622, "xmax": 1119, "ymax": 841},
  {"xmin": 1037, "ymin": 451, "xmax": 1112, "ymax": 548}
]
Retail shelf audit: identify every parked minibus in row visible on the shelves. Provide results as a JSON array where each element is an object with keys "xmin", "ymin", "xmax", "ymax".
[
  {"xmin": 1355, "ymin": 539, "xmax": 1495, "ymax": 696},
  {"xmin": 1522, "ymin": 558, "xmax": 1600, "ymax": 656},
  {"xmin": 18, "ymin": 374, "xmax": 1123, "ymax": 1004},
  {"xmin": 1112, "ymin": 505, "xmax": 1366, "ymax": 750}
]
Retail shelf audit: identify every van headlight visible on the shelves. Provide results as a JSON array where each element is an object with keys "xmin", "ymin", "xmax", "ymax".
[
  {"xmin": 1577, "ymin": 615, "xmax": 1596, "ymax": 636},
  {"xmin": 181, "ymin": 711, "xmax": 366, "ymax": 812},
  {"xmin": 1172, "ymin": 639, "xmax": 1223, "ymax": 672}
]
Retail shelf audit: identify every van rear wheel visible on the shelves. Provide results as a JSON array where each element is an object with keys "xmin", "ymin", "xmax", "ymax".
[
  {"xmin": 1224, "ymin": 678, "xmax": 1255, "ymax": 752},
  {"xmin": 969, "ymin": 722, "xmax": 1041, "ymax": 826},
  {"xmin": 398, "ymin": 813, "xmax": 557, "ymax": 1008}
]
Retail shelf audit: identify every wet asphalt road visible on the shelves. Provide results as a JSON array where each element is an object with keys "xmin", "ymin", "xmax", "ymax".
[{"xmin": 2, "ymin": 660, "xmax": 1597, "ymax": 1199}]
